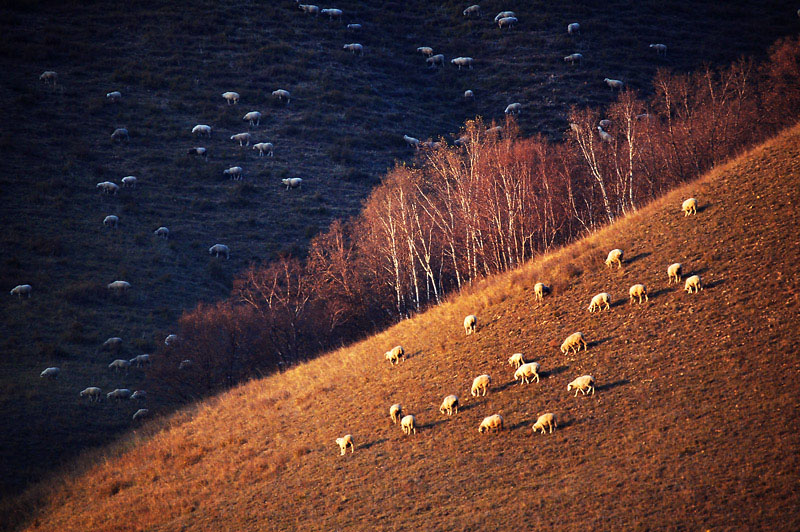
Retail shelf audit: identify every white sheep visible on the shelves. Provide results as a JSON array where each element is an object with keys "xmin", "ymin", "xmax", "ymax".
[
  {"xmin": 568, "ymin": 375, "xmax": 595, "ymax": 396},
  {"xmin": 463, "ymin": 4, "xmax": 481, "ymax": 16},
  {"xmin": 532, "ymin": 413, "xmax": 557, "ymax": 434},
  {"xmin": 604, "ymin": 78, "xmax": 624, "ymax": 90},
  {"xmin": 107, "ymin": 388, "xmax": 132, "ymax": 401},
  {"xmin": 39, "ymin": 70, "xmax": 58, "ymax": 85},
  {"xmin": 649, "ymin": 43, "xmax": 667, "ymax": 55},
  {"xmin": 103, "ymin": 215, "xmax": 119, "ymax": 228},
  {"xmin": 121, "ymin": 175, "xmax": 137, "ymax": 188},
  {"xmin": 597, "ymin": 126, "xmax": 612, "ymax": 142},
  {"xmin": 253, "ymin": 142, "xmax": 274, "ymax": 157},
  {"xmin": 209, "ymin": 243, "xmax": 230, "ymax": 259},
  {"xmin": 282, "ymin": 178, "xmax": 303, "ymax": 189},
  {"xmin": 223, "ymin": 166, "xmax": 243, "ymax": 180},
  {"xmin": 187, "ymin": 146, "xmax": 208, "ymax": 159},
  {"xmin": 401, "ymin": 414, "xmax": 416, "ymax": 435},
  {"xmin": 321, "ymin": 8, "xmax": 343, "ymax": 20},
  {"xmin": 629, "ymin": 284, "xmax": 648, "ymax": 304},
  {"xmin": 420, "ymin": 140, "xmax": 442, "ymax": 150},
  {"xmin": 560, "ymin": 332, "xmax": 588, "ymax": 354},
  {"xmin": 389, "ymin": 403, "xmax": 402, "ymax": 424},
  {"xmin": 668, "ymin": 263, "xmax": 682, "ymax": 284},
  {"xmin": 384, "ymin": 345, "xmax": 404, "ymax": 365},
  {"xmin": 564, "ymin": 53, "xmax": 583, "ymax": 64},
  {"xmin": 588, "ymin": 292, "xmax": 611, "ymax": 313},
  {"xmin": 336, "ymin": 434, "xmax": 354, "ymax": 455},
  {"xmin": 403, "ymin": 134, "xmax": 420, "ymax": 148},
  {"xmin": 222, "ymin": 91, "xmax": 240, "ymax": 105},
  {"xmin": 132, "ymin": 408, "xmax": 149, "ymax": 421},
  {"xmin": 494, "ymin": 11, "xmax": 515, "ymax": 22},
  {"xmin": 80, "ymin": 387, "xmax": 102, "ymax": 401},
  {"xmin": 347, "ymin": 23, "xmax": 361, "ymax": 30},
  {"xmin": 599, "ymin": 119, "xmax": 612, "ymax": 129},
  {"xmin": 101, "ymin": 337, "xmax": 123, "ymax": 351},
  {"xmin": 463, "ymin": 314, "xmax": 477, "ymax": 335},
  {"xmin": 497, "ymin": 16, "xmax": 517, "ymax": 28},
  {"xmin": 179, "ymin": 359, "xmax": 193, "ymax": 370},
  {"xmin": 230, "ymin": 132, "xmax": 251, "ymax": 146},
  {"xmin": 154, "ymin": 226, "xmax": 169, "ymax": 239},
  {"xmin": 605, "ymin": 248, "xmax": 624, "ymax": 268},
  {"xmin": 514, "ymin": 362, "xmax": 541, "ymax": 384},
  {"xmin": 40, "ymin": 367, "xmax": 60, "ymax": 379},
  {"xmin": 165, "ymin": 334, "xmax": 179, "ymax": 346},
  {"xmin": 486, "ymin": 125, "xmax": 503, "ymax": 136},
  {"xmin": 534, "ymin": 282, "xmax": 549, "ymax": 302},
  {"xmin": 567, "ymin": 22, "xmax": 580, "ymax": 34},
  {"xmin": 10, "ymin": 284, "xmax": 32, "ymax": 298},
  {"xmin": 108, "ymin": 359, "xmax": 131, "ymax": 372},
  {"xmin": 299, "ymin": 4, "xmax": 320, "ymax": 15},
  {"xmin": 106, "ymin": 91, "xmax": 122, "ymax": 102},
  {"xmin": 685, "ymin": 275, "xmax": 702, "ymax": 294},
  {"xmin": 111, "ymin": 128, "xmax": 129, "ymax": 142},
  {"xmin": 426, "ymin": 54, "xmax": 445, "ymax": 67},
  {"xmin": 343, "ymin": 43, "xmax": 364, "ymax": 55},
  {"xmin": 416, "ymin": 46, "xmax": 434, "ymax": 57},
  {"xmin": 471, "ymin": 374, "xmax": 491, "ymax": 396},
  {"xmin": 439, "ymin": 395, "xmax": 459, "ymax": 416},
  {"xmin": 478, "ymin": 414, "xmax": 504, "ymax": 433},
  {"xmin": 682, "ymin": 197, "xmax": 697, "ymax": 216},
  {"xmin": 454, "ymin": 135, "xmax": 469, "ymax": 146},
  {"xmin": 192, "ymin": 124, "xmax": 212, "ymax": 137},
  {"xmin": 96, "ymin": 181, "xmax": 119, "ymax": 195},
  {"xmin": 507, "ymin": 352, "xmax": 525, "ymax": 369},
  {"xmin": 464, "ymin": 89, "xmax": 474, "ymax": 100},
  {"xmin": 131, "ymin": 390, "xmax": 147, "ymax": 400},
  {"xmin": 107, "ymin": 280, "xmax": 131, "ymax": 293},
  {"xmin": 504, "ymin": 102, "xmax": 522, "ymax": 115},
  {"xmin": 243, "ymin": 111, "xmax": 261, "ymax": 126},
  {"xmin": 451, "ymin": 57, "xmax": 474, "ymax": 70},
  {"xmin": 272, "ymin": 89, "xmax": 291, "ymax": 103},
  {"xmin": 129, "ymin": 354, "xmax": 150, "ymax": 367}
]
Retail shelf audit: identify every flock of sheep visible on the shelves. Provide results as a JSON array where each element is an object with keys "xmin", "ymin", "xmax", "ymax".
[{"xmin": 336, "ymin": 195, "xmax": 703, "ymax": 455}]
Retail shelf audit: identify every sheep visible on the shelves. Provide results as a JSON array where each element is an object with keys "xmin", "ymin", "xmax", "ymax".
[
  {"xmin": 164, "ymin": 334, "xmax": 179, "ymax": 346},
  {"xmin": 478, "ymin": 414, "xmax": 503, "ymax": 433},
  {"xmin": 347, "ymin": 23, "xmax": 361, "ymax": 30},
  {"xmin": 417, "ymin": 46, "xmax": 434, "ymax": 56},
  {"xmin": 564, "ymin": 53, "xmax": 583, "ymax": 64},
  {"xmin": 649, "ymin": 43, "xmax": 667, "ymax": 56},
  {"xmin": 451, "ymin": 57, "xmax": 474, "ymax": 70},
  {"xmin": 121, "ymin": 175, "xmax": 137, "ymax": 188},
  {"xmin": 230, "ymin": 132, "xmax": 252, "ymax": 147},
  {"xmin": 454, "ymin": 135, "xmax": 469, "ymax": 146},
  {"xmin": 222, "ymin": 91, "xmax": 240, "ymax": 105},
  {"xmin": 223, "ymin": 166, "xmax": 243, "ymax": 180},
  {"xmin": 403, "ymin": 134, "xmax": 420, "ymax": 148},
  {"xmin": 389, "ymin": 403, "xmax": 402, "ymax": 424},
  {"xmin": 597, "ymin": 126, "xmax": 612, "ymax": 142},
  {"xmin": 401, "ymin": 414, "xmax": 416, "ymax": 435},
  {"xmin": 132, "ymin": 408, "xmax": 149, "ymax": 421},
  {"xmin": 507, "ymin": 352, "xmax": 525, "ymax": 369},
  {"xmin": 192, "ymin": 124, "xmax": 212, "ymax": 137},
  {"xmin": 336, "ymin": 434, "xmax": 354, "ymax": 455},
  {"xmin": 605, "ymin": 248, "xmax": 624, "ymax": 269},
  {"xmin": 129, "ymin": 354, "xmax": 150, "ymax": 367},
  {"xmin": 39, "ymin": 70, "xmax": 58, "ymax": 85},
  {"xmin": 463, "ymin": 314, "xmax": 477, "ymax": 335},
  {"xmin": 486, "ymin": 125, "xmax": 503, "ymax": 136},
  {"xmin": 384, "ymin": 345, "xmax": 404, "ymax": 365},
  {"xmin": 420, "ymin": 140, "xmax": 442, "ymax": 150},
  {"xmin": 462, "ymin": 4, "xmax": 481, "ymax": 16},
  {"xmin": 560, "ymin": 332, "xmax": 588, "ymax": 354},
  {"xmin": 439, "ymin": 395, "xmax": 459, "ymax": 416},
  {"xmin": 243, "ymin": 111, "xmax": 261, "ymax": 126},
  {"xmin": 272, "ymin": 89, "xmax": 291, "ymax": 103},
  {"xmin": 636, "ymin": 113, "xmax": 651, "ymax": 120},
  {"xmin": 188, "ymin": 145, "xmax": 208, "ymax": 157},
  {"xmin": 685, "ymin": 275, "xmax": 702, "ymax": 294},
  {"xmin": 80, "ymin": 387, "xmax": 102, "ymax": 402},
  {"xmin": 103, "ymin": 215, "xmax": 119, "ymax": 228},
  {"xmin": 493, "ymin": 11, "xmax": 515, "ymax": 22},
  {"xmin": 471, "ymin": 374, "xmax": 491, "ymax": 397},
  {"xmin": 514, "ymin": 362, "xmax": 541, "ymax": 384},
  {"xmin": 343, "ymin": 43, "xmax": 364, "ymax": 55},
  {"xmin": 253, "ymin": 142, "xmax": 274, "ymax": 157},
  {"xmin": 209, "ymin": 243, "xmax": 230, "ymax": 259},
  {"xmin": 532, "ymin": 413, "xmax": 557, "ymax": 434},
  {"xmin": 10, "ymin": 284, "xmax": 32, "ymax": 298},
  {"xmin": 534, "ymin": 282, "xmax": 549, "ymax": 302},
  {"xmin": 107, "ymin": 388, "xmax": 132, "ymax": 401},
  {"xmin": 568, "ymin": 375, "xmax": 595, "ymax": 396},
  {"xmin": 101, "ymin": 337, "xmax": 123, "ymax": 352},
  {"xmin": 604, "ymin": 78, "xmax": 624, "ymax": 90},
  {"xmin": 40, "ymin": 367, "xmax": 60, "ymax": 379},
  {"xmin": 668, "ymin": 262, "xmax": 682, "ymax": 284},
  {"xmin": 629, "ymin": 284, "xmax": 648, "ymax": 304},
  {"xmin": 130, "ymin": 390, "xmax": 147, "ymax": 400},
  {"xmin": 426, "ymin": 54, "xmax": 445, "ymax": 68},
  {"xmin": 179, "ymin": 359, "xmax": 193, "ymax": 370},
  {"xmin": 282, "ymin": 178, "xmax": 303, "ymax": 189},
  {"xmin": 321, "ymin": 8, "xmax": 342, "ymax": 20},
  {"xmin": 298, "ymin": 4, "xmax": 320, "ymax": 15},
  {"xmin": 464, "ymin": 89, "xmax": 474, "ymax": 100},
  {"xmin": 599, "ymin": 119, "xmax": 612, "ymax": 129},
  {"xmin": 107, "ymin": 280, "xmax": 131, "ymax": 293},
  {"xmin": 567, "ymin": 22, "xmax": 580, "ymax": 34},
  {"xmin": 96, "ymin": 181, "xmax": 119, "ymax": 195},
  {"xmin": 504, "ymin": 102, "xmax": 522, "ymax": 115},
  {"xmin": 497, "ymin": 16, "xmax": 517, "ymax": 28},
  {"xmin": 154, "ymin": 226, "xmax": 169, "ymax": 239},
  {"xmin": 588, "ymin": 292, "xmax": 611, "ymax": 313},
  {"xmin": 682, "ymin": 197, "xmax": 697, "ymax": 216},
  {"xmin": 106, "ymin": 91, "xmax": 122, "ymax": 102},
  {"xmin": 108, "ymin": 359, "xmax": 131, "ymax": 372},
  {"xmin": 111, "ymin": 128, "xmax": 129, "ymax": 142}
]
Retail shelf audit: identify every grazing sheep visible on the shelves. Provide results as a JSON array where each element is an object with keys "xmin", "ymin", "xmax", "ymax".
[
  {"xmin": 494, "ymin": 11, "xmax": 515, "ymax": 22},
  {"xmin": 454, "ymin": 135, "xmax": 469, "ymax": 146},
  {"xmin": 629, "ymin": 284, "xmax": 648, "ymax": 304},
  {"xmin": 504, "ymin": 102, "xmax": 522, "ymax": 115},
  {"xmin": 222, "ymin": 91, "xmax": 240, "ymax": 105},
  {"xmin": 230, "ymin": 132, "xmax": 251, "ymax": 146},
  {"xmin": 39, "ymin": 70, "xmax": 58, "ymax": 85},
  {"xmin": 80, "ymin": 387, "xmax": 102, "ymax": 402},
  {"xmin": 534, "ymin": 282, "xmax": 549, "ymax": 302},
  {"xmin": 390, "ymin": 403, "xmax": 402, "ymax": 424},
  {"xmin": 108, "ymin": 359, "xmax": 131, "ymax": 372},
  {"xmin": 132, "ymin": 408, "xmax": 149, "ymax": 421},
  {"xmin": 343, "ymin": 43, "xmax": 364, "ymax": 55},
  {"xmin": 10, "ymin": 284, "xmax": 32, "ymax": 298},
  {"xmin": 192, "ymin": 124, "xmax": 212, "ymax": 137},
  {"xmin": 179, "ymin": 359, "xmax": 193, "ymax": 370},
  {"xmin": 560, "ymin": 332, "xmax": 587, "ymax": 354},
  {"xmin": 532, "ymin": 413, "xmax": 557, "ymax": 434},
  {"xmin": 486, "ymin": 125, "xmax": 503, "ymax": 136},
  {"xmin": 451, "ymin": 57, "xmax": 474, "ymax": 70},
  {"xmin": 685, "ymin": 275, "xmax": 702, "ymax": 294},
  {"xmin": 347, "ymin": 23, "xmax": 361, "ymax": 30},
  {"xmin": 101, "ymin": 337, "xmax": 123, "ymax": 352},
  {"xmin": 514, "ymin": 362, "xmax": 541, "ymax": 384},
  {"xmin": 111, "ymin": 128, "xmax": 129, "ymax": 142},
  {"xmin": 384, "ymin": 345, "xmax": 404, "ymax": 365},
  {"xmin": 401, "ymin": 414, "xmax": 417, "ymax": 435},
  {"xmin": 107, "ymin": 280, "xmax": 131, "ymax": 293},
  {"xmin": 588, "ymin": 292, "xmax": 611, "ymax": 313},
  {"xmin": 567, "ymin": 22, "xmax": 580, "ymax": 34},
  {"xmin": 599, "ymin": 119, "xmax": 612, "ymax": 129},
  {"xmin": 649, "ymin": 43, "xmax": 667, "ymax": 55},
  {"xmin": 605, "ymin": 248, "xmax": 624, "ymax": 269},
  {"xmin": 597, "ymin": 126, "xmax": 612, "ymax": 142},
  {"xmin": 426, "ymin": 54, "xmax": 445, "ymax": 67},
  {"xmin": 187, "ymin": 147, "xmax": 207, "ymax": 159},
  {"xmin": 209, "ymin": 244, "xmax": 230, "ymax": 259},
  {"xmin": 417, "ymin": 46, "xmax": 434, "ymax": 56},
  {"xmin": 321, "ymin": 8, "xmax": 342, "ymax": 20},
  {"xmin": 243, "ymin": 111, "xmax": 261, "ymax": 126},
  {"xmin": 129, "ymin": 354, "xmax": 150, "ymax": 367},
  {"xmin": 464, "ymin": 314, "xmax": 477, "ymax": 335},
  {"xmin": 96, "ymin": 181, "xmax": 119, "ymax": 195},
  {"xmin": 478, "ymin": 414, "xmax": 504, "ymax": 433},
  {"xmin": 299, "ymin": 4, "xmax": 320, "ymax": 15},
  {"xmin": 40, "ymin": 367, "xmax": 60, "ymax": 379},
  {"xmin": 682, "ymin": 197, "xmax": 697, "ymax": 216},
  {"xmin": 668, "ymin": 262, "xmax": 682, "ymax": 284},
  {"xmin": 564, "ymin": 53, "xmax": 583, "ymax": 64},
  {"xmin": 462, "ymin": 4, "xmax": 481, "ymax": 16},
  {"xmin": 106, "ymin": 91, "xmax": 122, "ymax": 102},
  {"xmin": 282, "ymin": 178, "xmax": 303, "ymax": 189},
  {"xmin": 497, "ymin": 16, "xmax": 517, "ymax": 28},
  {"xmin": 103, "ymin": 215, "xmax": 119, "ymax": 228},
  {"xmin": 107, "ymin": 388, "xmax": 132, "ymax": 401},
  {"xmin": 336, "ymin": 434, "xmax": 354, "ymax": 455},
  {"xmin": 403, "ymin": 134, "xmax": 420, "ymax": 148},
  {"xmin": 439, "ymin": 395, "xmax": 459, "ymax": 416},
  {"xmin": 164, "ymin": 334, "xmax": 179, "ymax": 346},
  {"xmin": 154, "ymin": 226, "xmax": 169, "ymax": 239},
  {"xmin": 272, "ymin": 89, "xmax": 291, "ymax": 103},
  {"xmin": 223, "ymin": 166, "xmax": 243, "ymax": 180},
  {"xmin": 464, "ymin": 89, "xmax": 474, "ymax": 100},
  {"xmin": 121, "ymin": 175, "xmax": 137, "ymax": 188},
  {"xmin": 508, "ymin": 352, "xmax": 525, "ymax": 369},
  {"xmin": 420, "ymin": 140, "xmax": 442, "ymax": 150},
  {"xmin": 471, "ymin": 374, "xmax": 491, "ymax": 397},
  {"xmin": 568, "ymin": 375, "xmax": 595, "ymax": 396},
  {"xmin": 130, "ymin": 390, "xmax": 147, "ymax": 400},
  {"xmin": 604, "ymin": 78, "xmax": 624, "ymax": 90},
  {"xmin": 253, "ymin": 142, "xmax": 274, "ymax": 157}
]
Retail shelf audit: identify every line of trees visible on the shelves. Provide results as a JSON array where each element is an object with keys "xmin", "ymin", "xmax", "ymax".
[{"xmin": 150, "ymin": 36, "xmax": 800, "ymax": 400}]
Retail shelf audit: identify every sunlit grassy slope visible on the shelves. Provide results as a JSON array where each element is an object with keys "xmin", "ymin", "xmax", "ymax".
[{"xmin": 18, "ymin": 122, "xmax": 800, "ymax": 531}]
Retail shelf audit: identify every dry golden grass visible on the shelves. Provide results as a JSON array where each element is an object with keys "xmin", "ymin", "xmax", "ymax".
[{"xmin": 16, "ymin": 124, "xmax": 800, "ymax": 530}]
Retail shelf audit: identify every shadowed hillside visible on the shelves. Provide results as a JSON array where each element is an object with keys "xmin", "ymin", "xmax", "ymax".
[{"xmin": 14, "ymin": 122, "xmax": 800, "ymax": 531}]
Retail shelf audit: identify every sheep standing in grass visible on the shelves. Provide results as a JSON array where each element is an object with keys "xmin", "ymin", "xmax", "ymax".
[
  {"xmin": 209, "ymin": 244, "xmax": 230, "ymax": 259},
  {"xmin": 464, "ymin": 314, "xmax": 477, "ymax": 335},
  {"xmin": 224, "ymin": 166, "xmax": 243, "ymax": 180},
  {"xmin": 103, "ymin": 215, "xmax": 119, "ymax": 228},
  {"xmin": 299, "ymin": 4, "xmax": 320, "ymax": 15},
  {"xmin": 39, "ymin": 71, "xmax": 58, "ymax": 85},
  {"xmin": 588, "ymin": 292, "xmax": 611, "ymax": 313},
  {"xmin": 254, "ymin": 142, "xmax": 274, "ymax": 157},
  {"xmin": 403, "ymin": 135, "xmax": 420, "ymax": 148},
  {"xmin": 401, "ymin": 414, "xmax": 416, "ymax": 435},
  {"xmin": 471, "ymin": 374, "xmax": 491, "ymax": 396},
  {"xmin": 629, "ymin": 284, "xmax": 648, "ymax": 304},
  {"xmin": 192, "ymin": 124, "xmax": 212, "ymax": 137},
  {"xmin": 343, "ymin": 43, "xmax": 364, "ymax": 55},
  {"xmin": 478, "ymin": 414, "xmax": 504, "ymax": 433},
  {"xmin": 187, "ymin": 147, "xmax": 207, "ymax": 159},
  {"xmin": 605, "ymin": 248, "xmax": 624, "ymax": 268},
  {"xmin": 121, "ymin": 176, "xmax": 137, "ymax": 188},
  {"xmin": 597, "ymin": 126, "xmax": 612, "ymax": 142},
  {"xmin": 40, "ymin": 367, "xmax": 60, "ymax": 379},
  {"xmin": 179, "ymin": 359, "xmax": 193, "ymax": 370},
  {"xmin": 106, "ymin": 91, "xmax": 122, "ymax": 102},
  {"xmin": 451, "ymin": 57, "xmax": 474, "ymax": 69},
  {"xmin": 462, "ymin": 4, "xmax": 481, "ymax": 16},
  {"xmin": 109, "ymin": 359, "xmax": 131, "ymax": 372},
  {"xmin": 390, "ymin": 403, "xmax": 402, "ymax": 424},
  {"xmin": 80, "ymin": 387, "xmax": 102, "ymax": 402},
  {"xmin": 347, "ymin": 23, "xmax": 362, "ymax": 30},
  {"xmin": 107, "ymin": 388, "xmax": 132, "ymax": 401},
  {"xmin": 384, "ymin": 345, "xmax": 404, "ymax": 365},
  {"xmin": 282, "ymin": 178, "xmax": 303, "ymax": 189},
  {"xmin": 494, "ymin": 11, "xmax": 515, "ymax": 22},
  {"xmin": 154, "ymin": 226, "xmax": 169, "ymax": 239},
  {"xmin": 649, "ymin": 43, "xmax": 667, "ymax": 55},
  {"xmin": 668, "ymin": 263, "xmax": 682, "ymax": 284},
  {"xmin": 231, "ymin": 132, "xmax": 251, "ymax": 146},
  {"xmin": 567, "ymin": 22, "xmax": 580, "ymax": 34},
  {"xmin": 111, "ymin": 128, "xmax": 129, "ymax": 142},
  {"xmin": 165, "ymin": 334, "xmax": 179, "ymax": 346},
  {"xmin": 417, "ymin": 46, "xmax": 434, "ymax": 56},
  {"xmin": 222, "ymin": 91, "xmax": 240, "ymax": 105},
  {"xmin": 685, "ymin": 275, "xmax": 702, "ymax": 294},
  {"xmin": 604, "ymin": 78, "xmax": 624, "ymax": 90},
  {"xmin": 682, "ymin": 197, "xmax": 697, "ymax": 216},
  {"xmin": 497, "ymin": 16, "xmax": 517, "ymax": 28},
  {"xmin": 426, "ymin": 54, "xmax": 445, "ymax": 67},
  {"xmin": 534, "ymin": 282, "xmax": 549, "ymax": 302},
  {"xmin": 272, "ymin": 89, "xmax": 291, "ymax": 104},
  {"xmin": 560, "ymin": 332, "xmax": 587, "ymax": 354},
  {"xmin": 131, "ymin": 390, "xmax": 147, "ymax": 400},
  {"xmin": 514, "ymin": 362, "xmax": 540, "ymax": 384},
  {"xmin": 568, "ymin": 375, "xmax": 595, "ymax": 396},
  {"xmin": 336, "ymin": 434, "xmax": 354, "ymax": 455},
  {"xmin": 464, "ymin": 90, "xmax": 474, "ymax": 100},
  {"xmin": 101, "ymin": 337, "xmax": 123, "ymax": 352},
  {"xmin": 10, "ymin": 284, "xmax": 32, "ymax": 298},
  {"xmin": 107, "ymin": 280, "xmax": 131, "ymax": 293},
  {"xmin": 129, "ymin": 354, "xmax": 150, "ymax": 367},
  {"xmin": 599, "ymin": 119, "xmax": 612, "ymax": 129},
  {"xmin": 321, "ymin": 8, "xmax": 342, "ymax": 20},
  {"xmin": 243, "ymin": 111, "xmax": 261, "ymax": 127},
  {"xmin": 508, "ymin": 352, "xmax": 525, "ymax": 369},
  {"xmin": 532, "ymin": 413, "xmax": 557, "ymax": 434},
  {"xmin": 439, "ymin": 395, "xmax": 459, "ymax": 416},
  {"xmin": 132, "ymin": 408, "xmax": 149, "ymax": 421},
  {"xmin": 564, "ymin": 53, "xmax": 583, "ymax": 64},
  {"xmin": 505, "ymin": 102, "xmax": 521, "ymax": 115},
  {"xmin": 97, "ymin": 181, "xmax": 120, "ymax": 195}
]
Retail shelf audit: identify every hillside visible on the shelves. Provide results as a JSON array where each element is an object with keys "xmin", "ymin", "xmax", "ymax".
[{"xmin": 14, "ymin": 122, "xmax": 800, "ymax": 531}]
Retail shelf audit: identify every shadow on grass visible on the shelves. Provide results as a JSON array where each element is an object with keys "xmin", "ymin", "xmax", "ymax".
[
  {"xmin": 596, "ymin": 379, "xmax": 630, "ymax": 392},
  {"xmin": 649, "ymin": 287, "xmax": 671, "ymax": 299},
  {"xmin": 543, "ymin": 365, "xmax": 570, "ymax": 379},
  {"xmin": 360, "ymin": 438, "xmax": 387, "ymax": 451},
  {"xmin": 625, "ymin": 251, "xmax": 651, "ymax": 264},
  {"xmin": 590, "ymin": 336, "xmax": 615, "ymax": 348},
  {"xmin": 705, "ymin": 279, "xmax": 725, "ymax": 290},
  {"xmin": 421, "ymin": 419, "xmax": 449, "ymax": 430},
  {"xmin": 495, "ymin": 380, "xmax": 518, "ymax": 393}
]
